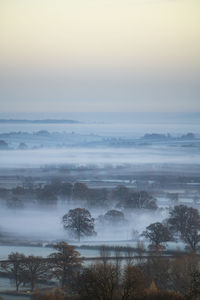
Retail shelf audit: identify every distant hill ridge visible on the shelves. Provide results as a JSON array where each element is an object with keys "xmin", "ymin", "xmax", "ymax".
[{"xmin": 0, "ymin": 119, "xmax": 81, "ymax": 124}]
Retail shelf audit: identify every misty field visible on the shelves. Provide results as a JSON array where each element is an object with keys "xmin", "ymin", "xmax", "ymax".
[{"xmin": 0, "ymin": 118, "xmax": 200, "ymax": 296}]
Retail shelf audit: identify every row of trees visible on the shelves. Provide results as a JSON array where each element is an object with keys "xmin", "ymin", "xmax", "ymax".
[
  {"xmin": 143, "ymin": 205, "xmax": 200, "ymax": 252},
  {"xmin": 2, "ymin": 241, "xmax": 200, "ymax": 299},
  {"xmin": 31, "ymin": 253, "xmax": 200, "ymax": 300},
  {"xmin": 1, "ymin": 181, "xmax": 157, "ymax": 209},
  {"xmin": 62, "ymin": 208, "xmax": 128, "ymax": 241},
  {"xmin": 78, "ymin": 259, "xmax": 194, "ymax": 300},
  {"xmin": 62, "ymin": 205, "xmax": 200, "ymax": 252},
  {"xmin": 3, "ymin": 242, "xmax": 200, "ymax": 299},
  {"xmin": 0, "ymin": 242, "xmax": 82, "ymax": 292}
]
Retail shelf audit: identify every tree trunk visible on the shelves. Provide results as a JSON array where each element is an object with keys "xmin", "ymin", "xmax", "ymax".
[{"xmin": 31, "ymin": 280, "xmax": 35, "ymax": 292}]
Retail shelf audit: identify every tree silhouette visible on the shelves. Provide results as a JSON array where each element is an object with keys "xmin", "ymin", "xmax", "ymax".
[
  {"xmin": 168, "ymin": 205, "xmax": 200, "ymax": 251},
  {"xmin": 103, "ymin": 209, "xmax": 126, "ymax": 225},
  {"xmin": 1, "ymin": 252, "xmax": 25, "ymax": 291},
  {"xmin": 49, "ymin": 241, "xmax": 82, "ymax": 290},
  {"xmin": 142, "ymin": 222, "xmax": 172, "ymax": 249},
  {"xmin": 23, "ymin": 255, "xmax": 49, "ymax": 291},
  {"xmin": 63, "ymin": 208, "xmax": 96, "ymax": 241}
]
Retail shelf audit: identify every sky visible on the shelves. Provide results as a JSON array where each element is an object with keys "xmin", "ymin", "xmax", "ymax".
[{"xmin": 0, "ymin": 0, "xmax": 200, "ymax": 113}]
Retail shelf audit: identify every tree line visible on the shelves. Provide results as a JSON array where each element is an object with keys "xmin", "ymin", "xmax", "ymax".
[
  {"xmin": 62, "ymin": 204, "xmax": 200, "ymax": 253},
  {"xmin": 142, "ymin": 204, "xmax": 200, "ymax": 252},
  {"xmin": 0, "ymin": 242, "xmax": 82, "ymax": 292},
  {"xmin": 2, "ymin": 242, "xmax": 200, "ymax": 299},
  {"xmin": 0, "ymin": 182, "xmax": 157, "ymax": 209}
]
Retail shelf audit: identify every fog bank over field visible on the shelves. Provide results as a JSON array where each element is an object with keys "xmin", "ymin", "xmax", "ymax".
[
  {"xmin": 0, "ymin": 203, "xmax": 168, "ymax": 242},
  {"xmin": 0, "ymin": 146, "xmax": 200, "ymax": 168},
  {"xmin": 0, "ymin": 115, "xmax": 200, "ymax": 248},
  {"xmin": 0, "ymin": 112, "xmax": 200, "ymax": 136},
  {"xmin": 0, "ymin": 122, "xmax": 200, "ymax": 137}
]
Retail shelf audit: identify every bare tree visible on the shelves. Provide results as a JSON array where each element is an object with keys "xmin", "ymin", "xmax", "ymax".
[
  {"xmin": 135, "ymin": 240, "xmax": 145, "ymax": 262},
  {"xmin": 121, "ymin": 265, "xmax": 145, "ymax": 300},
  {"xmin": 99, "ymin": 245, "xmax": 111, "ymax": 266},
  {"xmin": 80, "ymin": 262, "xmax": 118, "ymax": 300},
  {"xmin": 140, "ymin": 256, "xmax": 170, "ymax": 291},
  {"xmin": 114, "ymin": 246, "xmax": 122, "ymax": 268},
  {"xmin": 124, "ymin": 246, "xmax": 135, "ymax": 267},
  {"xmin": 63, "ymin": 208, "xmax": 96, "ymax": 241},
  {"xmin": 117, "ymin": 190, "xmax": 157, "ymax": 210},
  {"xmin": 49, "ymin": 241, "xmax": 82, "ymax": 290},
  {"xmin": 23, "ymin": 255, "xmax": 49, "ymax": 291},
  {"xmin": 170, "ymin": 254, "xmax": 199, "ymax": 296},
  {"xmin": 1, "ymin": 252, "xmax": 25, "ymax": 291},
  {"xmin": 114, "ymin": 246, "xmax": 122, "ymax": 285}
]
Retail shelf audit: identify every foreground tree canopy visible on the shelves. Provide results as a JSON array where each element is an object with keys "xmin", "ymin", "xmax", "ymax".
[
  {"xmin": 1, "ymin": 246, "xmax": 199, "ymax": 299},
  {"xmin": 62, "ymin": 208, "xmax": 96, "ymax": 241}
]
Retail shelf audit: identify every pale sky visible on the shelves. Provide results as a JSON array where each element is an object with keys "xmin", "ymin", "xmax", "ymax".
[{"xmin": 0, "ymin": 0, "xmax": 200, "ymax": 113}]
